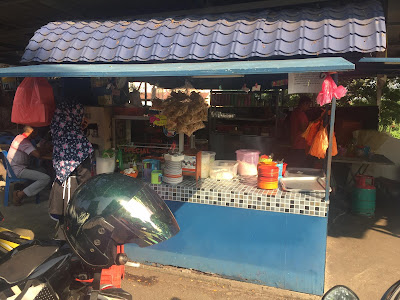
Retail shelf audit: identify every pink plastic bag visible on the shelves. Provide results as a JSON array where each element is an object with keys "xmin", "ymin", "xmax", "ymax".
[
  {"xmin": 316, "ymin": 74, "xmax": 347, "ymax": 106},
  {"xmin": 11, "ymin": 77, "xmax": 55, "ymax": 127}
]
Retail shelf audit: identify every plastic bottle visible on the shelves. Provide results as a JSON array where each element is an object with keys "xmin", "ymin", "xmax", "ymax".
[
  {"xmin": 117, "ymin": 149, "xmax": 123, "ymax": 170},
  {"xmin": 132, "ymin": 161, "xmax": 138, "ymax": 173},
  {"xmin": 91, "ymin": 159, "xmax": 96, "ymax": 176}
]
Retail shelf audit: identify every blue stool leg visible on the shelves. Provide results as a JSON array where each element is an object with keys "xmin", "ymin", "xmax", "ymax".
[
  {"xmin": 35, "ymin": 193, "xmax": 40, "ymax": 204},
  {"xmin": 4, "ymin": 179, "xmax": 9, "ymax": 206}
]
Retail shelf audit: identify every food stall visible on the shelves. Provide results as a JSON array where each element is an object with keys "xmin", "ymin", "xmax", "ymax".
[
  {"xmin": 0, "ymin": 61, "xmax": 347, "ymax": 296},
  {"xmin": 0, "ymin": 0, "xmax": 387, "ymax": 295}
]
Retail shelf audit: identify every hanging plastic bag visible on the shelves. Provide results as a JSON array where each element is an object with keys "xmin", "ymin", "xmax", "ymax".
[
  {"xmin": 332, "ymin": 133, "xmax": 338, "ymax": 156},
  {"xmin": 11, "ymin": 77, "xmax": 55, "ymax": 127},
  {"xmin": 309, "ymin": 124, "xmax": 338, "ymax": 159},
  {"xmin": 302, "ymin": 120, "xmax": 322, "ymax": 146},
  {"xmin": 309, "ymin": 125, "xmax": 329, "ymax": 159},
  {"xmin": 316, "ymin": 74, "xmax": 347, "ymax": 106}
]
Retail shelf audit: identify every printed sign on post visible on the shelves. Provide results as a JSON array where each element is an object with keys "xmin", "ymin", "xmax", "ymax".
[{"xmin": 288, "ymin": 72, "xmax": 327, "ymax": 94}]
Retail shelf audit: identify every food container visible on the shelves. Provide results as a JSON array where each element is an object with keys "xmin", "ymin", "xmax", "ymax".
[
  {"xmin": 275, "ymin": 163, "xmax": 288, "ymax": 178},
  {"xmin": 163, "ymin": 153, "xmax": 184, "ymax": 185},
  {"xmin": 210, "ymin": 160, "xmax": 238, "ymax": 180},
  {"xmin": 96, "ymin": 156, "xmax": 115, "ymax": 174},
  {"xmin": 200, "ymin": 151, "xmax": 216, "ymax": 178},
  {"xmin": 236, "ymin": 149, "xmax": 260, "ymax": 176},
  {"xmin": 182, "ymin": 155, "xmax": 196, "ymax": 172},
  {"xmin": 257, "ymin": 164, "xmax": 279, "ymax": 178},
  {"xmin": 258, "ymin": 177, "xmax": 278, "ymax": 190},
  {"xmin": 143, "ymin": 159, "xmax": 161, "ymax": 181},
  {"xmin": 151, "ymin": 170, "xmax": 162, "ymax": 184}
]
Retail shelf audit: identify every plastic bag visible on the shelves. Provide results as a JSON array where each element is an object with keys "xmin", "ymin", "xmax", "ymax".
[
  {"xmin": 316, "ymin": 74, "xmax": 347, "ymax": 106},
  {"xmin": 302, "ymin": 120, "xmax": 322, "ymax": 146},
  {"xmin": 332, "ymin": 133, "xmax": 338, "ymax": 157},
  {"xmin": 11, "ymin": 77, "xmax": 55, "ymax": 127},
  {"xmin": 309, "ymin": 125, "xmax": 329, "ymax": 159},
  {"xmin": 309, "ymin": 124, "xmax": 338, "ymax": 159}
]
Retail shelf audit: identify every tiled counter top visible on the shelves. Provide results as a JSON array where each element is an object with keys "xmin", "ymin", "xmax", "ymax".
[{"xmin": 149, "ymin": 177, "xmax": 328, "ymax": 217}]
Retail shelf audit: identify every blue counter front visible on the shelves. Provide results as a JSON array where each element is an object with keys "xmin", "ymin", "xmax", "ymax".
[{"xmin": 125, "ymin": 178, "xmax": 329, "ymax": 295}]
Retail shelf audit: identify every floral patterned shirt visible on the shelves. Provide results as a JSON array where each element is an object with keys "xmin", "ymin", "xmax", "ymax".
[{"xmin": 51, "ymin": 102, "xmax": 93, "ymax": 183}]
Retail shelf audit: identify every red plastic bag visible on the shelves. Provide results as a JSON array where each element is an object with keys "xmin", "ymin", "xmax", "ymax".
[
  {"xmin": 11, "ymin": 77, "xmax": 55, "ymax": 127},
  {"xmin": 316, "ymin": 74, "xmax": 347, "ymax": 106}
]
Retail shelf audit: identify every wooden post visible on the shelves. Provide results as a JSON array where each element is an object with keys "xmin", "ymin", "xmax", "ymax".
[{"xmin": 376, "ymin": 74, "xmax": 387, "ymax": 113}]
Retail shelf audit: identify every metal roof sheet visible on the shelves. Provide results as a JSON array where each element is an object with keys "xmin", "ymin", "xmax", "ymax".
[{"xmin": 21, "ymin": 0, "xmax": 386, "ymax": 63}]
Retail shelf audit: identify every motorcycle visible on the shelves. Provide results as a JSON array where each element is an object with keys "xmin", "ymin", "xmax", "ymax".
[
  {"xmin": 323, "ymin": 281, "xmax": 400, "ymax": 300},
  {"xmin": 0, "ymin": 173, "xmax": 180, "ymax": 299}
]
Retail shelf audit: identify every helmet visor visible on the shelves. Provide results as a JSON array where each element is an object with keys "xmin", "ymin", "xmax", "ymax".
[
  {"xmin": 111, "ymin": 183, "xmax": 180, "ymax": 247},
  {"xmin": 66, "ymin": 173, "xmax": 179, "ymax": 252}
]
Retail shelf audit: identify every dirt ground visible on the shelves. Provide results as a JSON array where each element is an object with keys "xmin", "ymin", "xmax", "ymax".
[
  {"xmin": 0, "ymin": 183, "xmax": 399, "ymax": 300},
  {"xmin": 121, "ymin": 265, "xmax": 318, "ymax": 300}
]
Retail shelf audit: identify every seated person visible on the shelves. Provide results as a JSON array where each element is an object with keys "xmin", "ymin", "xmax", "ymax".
[{"xmin": 7, "ymin": 126, "xmax": 51, "ymax": 206}]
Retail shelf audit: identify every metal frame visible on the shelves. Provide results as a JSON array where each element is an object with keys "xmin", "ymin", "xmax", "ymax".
[
  {"xmin": 324, "ymin": 73, "xmax": 338, "ymax": 203},
  {"xmin": 0, "ymin": 58, "xmax": 354, "ymax": 78}
]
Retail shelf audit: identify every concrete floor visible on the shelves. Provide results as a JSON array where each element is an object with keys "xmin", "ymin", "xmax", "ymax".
[
  {"xmin": 0, "ymin": 183, "xmax": 399, "ymax": 299},
  {"xmin": 324, "ymin": 192, "xmax": 400, "ymax": 300}
]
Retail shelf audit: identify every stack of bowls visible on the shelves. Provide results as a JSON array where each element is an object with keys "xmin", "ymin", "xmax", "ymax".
[
  {"xmin": 257, "ymin": 163, "xmax": 279, "ymax": 190},
  {"xmin": 163, "ymin": 153, "xmax": 184, "ymax": 185}
]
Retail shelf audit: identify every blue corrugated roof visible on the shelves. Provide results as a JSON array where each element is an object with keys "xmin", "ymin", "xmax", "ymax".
[{"xmin": 21, "ymin": 0, "xmax": 386, "ymax": 63}]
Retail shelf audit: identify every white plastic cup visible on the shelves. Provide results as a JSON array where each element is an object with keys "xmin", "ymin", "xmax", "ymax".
[{"xmin": 200, "ymin": 151, "xmax": 216, "ymax": 178}]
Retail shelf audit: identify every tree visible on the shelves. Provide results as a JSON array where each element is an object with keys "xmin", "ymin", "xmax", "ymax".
[{"xmin": 339, "ymin": 77, "xmax": 400, "ymax": 138}]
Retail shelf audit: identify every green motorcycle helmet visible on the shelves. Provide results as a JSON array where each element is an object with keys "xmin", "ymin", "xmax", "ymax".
[{"xmin": 63, "ymin": 173, "xmax": 180, "ymax": 268}]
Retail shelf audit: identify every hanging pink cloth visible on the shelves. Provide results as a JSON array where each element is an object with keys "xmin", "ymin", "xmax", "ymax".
[{"xmin": 316, "ymin": 74, "xmax": 347, "ymax": 106}]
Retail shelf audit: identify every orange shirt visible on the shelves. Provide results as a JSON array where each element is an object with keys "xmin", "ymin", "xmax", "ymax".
[{"xmin": 290, "ymin": 108, "xmax": 309, "ymax": 150}]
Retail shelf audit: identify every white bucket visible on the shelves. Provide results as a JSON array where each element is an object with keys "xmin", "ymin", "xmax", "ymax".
[{"xmin": 96, "ymin": 156, "xmax": 115, "ymax": 174}]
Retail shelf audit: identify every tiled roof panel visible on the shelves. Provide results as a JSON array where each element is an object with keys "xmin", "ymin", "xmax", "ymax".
[{"xmin": 21, "ymin": 0, "xmax": 386, "ymax": 63}]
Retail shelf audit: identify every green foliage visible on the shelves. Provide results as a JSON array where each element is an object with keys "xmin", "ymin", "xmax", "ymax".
[
  {"xmin": 338, "ymin": 78, "xmax": 377, "ymax": 106},
  {"xmin": 281, "ymin": 90, "xmax": 313, "ymax": 107},
  {"xmin": 339, "ymin": 77, "xmax": 400, "ymax": 139}
]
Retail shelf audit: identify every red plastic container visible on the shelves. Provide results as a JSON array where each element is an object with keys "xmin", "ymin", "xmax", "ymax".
[
  {"xmin": 282, "ymin": 163, "xmax": 287, "ymax": 176},
  {"xmin": 257, "ymin": 163, "xmax": 279, "ymax": 190},
  {"xmin": 355, "ymin": 175, "xmax": 375, "ymax": 190},
  {"xmin": 258, "ymin": 165, "xmax": 279, "ymax": 178},
  {"xmin": 257, "ymin": 177, "xmax": 278, "ymax": 189}
]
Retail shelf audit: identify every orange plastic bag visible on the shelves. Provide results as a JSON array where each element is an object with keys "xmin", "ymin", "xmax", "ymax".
[
  {"xmin": 302, "ymin": 120, "xmax": 321, "ymax": 146},
  {"xmin": 332, "ymin": 133, "xmax": 338, "ymax": 156},
  {"xmin": 309, "ymin": 125, "xmax": 329, "ymax": 159},
  {"xmin": 11, "ymin": 77, "xmax": 55, "ymax": 127},
  {"xmin": 309, "ymin": 125, "xmax": 338, "ymax": 159}
]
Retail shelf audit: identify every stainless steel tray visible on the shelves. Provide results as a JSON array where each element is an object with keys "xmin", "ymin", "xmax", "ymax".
[
  {"xmin": 280, "ymin": 176, "xmax": 328, "ymax": 193},
  {"xmin": 285, "ymin": 168, "xmax": 325, "ymax": 178}
]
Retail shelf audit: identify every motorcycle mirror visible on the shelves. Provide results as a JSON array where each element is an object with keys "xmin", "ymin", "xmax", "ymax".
[
  {"xmin": 322, "ymin": 285, "xmax": 359, "ymax": 300},
  {"xmin": 382, "ymin": 280, "xmax": 400, "ymax": 300}
]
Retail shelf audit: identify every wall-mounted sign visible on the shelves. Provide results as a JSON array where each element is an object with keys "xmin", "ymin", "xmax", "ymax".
[
  {"xmin": 288, "ymin": 72, "xmax": 327, "ymax": 94},
  {"xmin": 149, "ymin": 114, "xmax": 167, "ymax": 126},
  {"xmin": 272, "ymin": 79, "xmax": 288, "ymax": 87}
]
